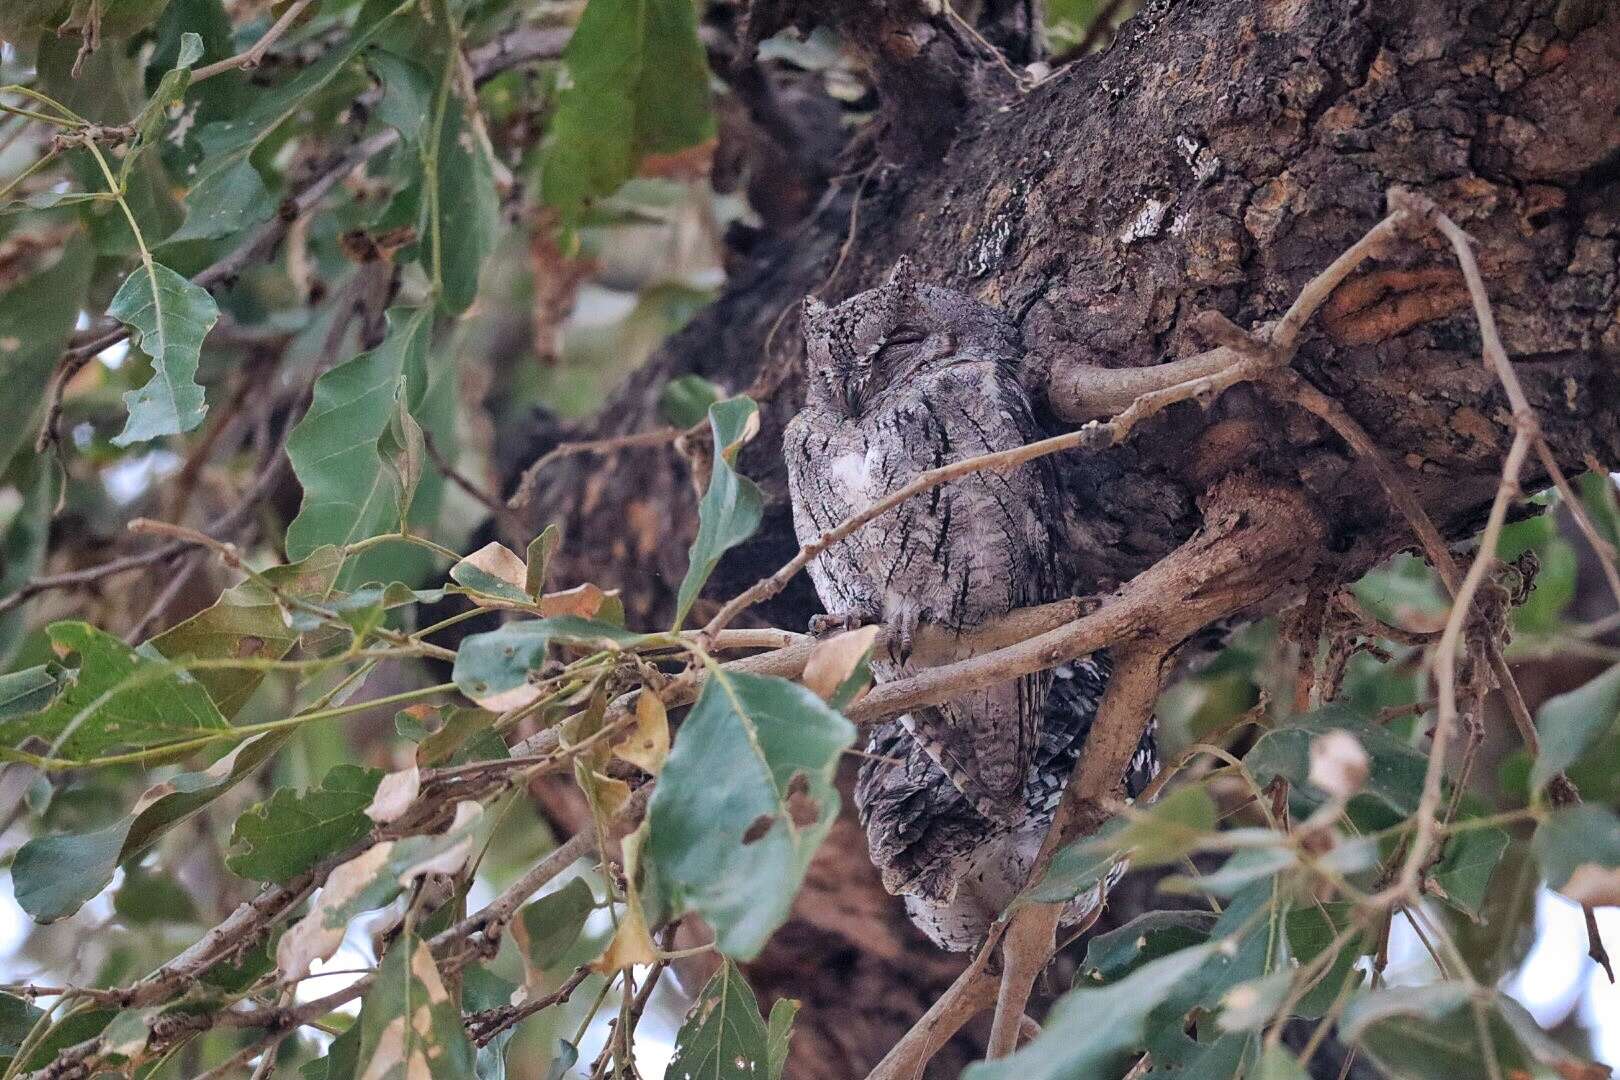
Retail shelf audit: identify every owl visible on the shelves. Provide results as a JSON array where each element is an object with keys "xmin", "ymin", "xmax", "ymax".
[
  {"xmin": 857, "ymin": 657, "xmax": 1160, "ymax": 951},
  {"xmin": 783, "ymin": 258, "xmax": 1060, "ymax": 823}
]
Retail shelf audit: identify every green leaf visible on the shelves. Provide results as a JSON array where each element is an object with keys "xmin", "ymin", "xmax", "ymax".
[
  {"xmin": 1432, "ymin": 823, "xmax": 1511, "ymax": 920},
  {"xmin": 425, "ymin": 98, "xmax": 498, "ymax": 314},
  {"xmin": 114, "ymin": 866, "xmax": 198, "ymax": 924},
  {"xmin": 659, "ymin": 374, "xmax": 723, "ymax": 429},
  {"xmin": 9, "ymin": 819, "xmax": 124, "ymax": 925},
  {"xmin": 181, "ymin": 0, "xmax": 403, "ymax": 235},
  {"xmin": 12, "ymin": 732, "xmax": 289, "ymax": 921},
  {"xmin": 1532, "ymin": 804, "xmax": 1620, "ymax": 905},
  {"xmin": 1246, "ymin": 705, "xmax": 1427, "ymax": 816},
  {"xmin": 1530, "ymin": 663, "xmax": 1620, "ymax": 794},
  {"xmin": 0, "ymin": 622, "xmax": 228, "ymax": 763},
  {"xmin": 516, "ymin": 877, "xmax": 595, "ymax": 966},
  {"xmin": 131, "ymin": 31, "xmax": 202, "ymax": 148},
  {"xmin": 0, "ymin": 191, "xmax": 104, "ymax": 216},
  {"xmin": 286, "ymin": 307, "xmax": 432, "ymax": 559},
  {"xmin": 643, "ymin": 670, "xmax": 854, "ymax": 958},
  {"xmin": 1142, "ymin": 882, "xmax": 1289, "ymax": 1070},
  {"xmin": 1284, "ymin": 904, "xmax": 1363, "ymax": 1018},
  {"xmin": 674, "ymin": 397, "xmax": 764, "ymax": 627},
  {"xmin": 965, "ymin": 944, "xmax": 1219, "ymax": 1079},
  {"xmin": 227, "ymin": 764, "xmax": 385, "ymax": 883},
  {"xmin": 108, "ymin": 261, "xmax": 221, "ymax": 446},
  {"xmin": 367, "ymin": 50, "xmax": 435, "ymax": 146},
  {"xmin": 164, "ymin": 157, "xmax": 273, "ymax": 245},
  {"xmin": 452, "ymin": 617, "xmax": 653, "ymax": 701},
  {"xmin": 539, "ymin": 0, "xmax": 715, "ymax": 217},
  {"xmin": 765, "ymin": 998, "xmax": 798, "ymax": 1080},
  {"xmin": 1162, "ymin": 842, "xmax": 1296, "ymax": 897},
  {"xmin": 0, "ymin": 666, "xmax": 63, "ymax": 720},
  {"xmin": 1340, "ymin": 986, "xmax": 1598, "ymax": 1080},
  {"xmin": 1252, "ymin": 1046, "xmax": 1311, "ymax": 1080},
  {"xmin": 1077, "ymin": 910, "xmax": 1216, "ymax": 985},
  {"xmin": 666, "ymin": 960, "xmax": 773, "ymax": 1080},
  {"xmin": 303, "ymin": 1019, "xmax": 361, "ymax": 1080},
  {"xmin": 0, "ymin": 992, "xmax": 45, "ymax": 1069},
  {"xmin": 149, "ymin": 546, "xmax": 344, "ymax": 716},
  {"xmin": 544, "ymin": 1041, "xmax": 579, "ymax": 1080},
  {"xmin": 525, "ymin": 525, "xmax": 562, "ymax": 598},
  {"xmin": 1018, "ymin": 818, "xmax": 1126, "ymax": 906},
  {"xmin": 0, "ymin": 237, "xmax": 92, "ymax": 475},
  {"xmin": 1098, "ymin": 784, "xmax": 1217, "ymax": 867},
  {"xmin": 0, "ymin": 459, "xmax": 63, "ymax": 668},
  {"xmin": 418, "ymin": 707, "xmax": 501, "ymax": 766},
  {"xmin": 353, "ymin": 933, "xmax": 478, "ymax": 1080},
  {"xmin": 462, "ymin": 966, "xmax": 518, "ymax": 1080},
  {"xmin": 60, "ymin": 0, "xmax": 168, "ymax": 41}
]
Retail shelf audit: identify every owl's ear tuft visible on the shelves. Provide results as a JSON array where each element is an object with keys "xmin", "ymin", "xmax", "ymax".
[{"xmin": 886, "ymin": 256, "xmax": 920, "ymax": 294}]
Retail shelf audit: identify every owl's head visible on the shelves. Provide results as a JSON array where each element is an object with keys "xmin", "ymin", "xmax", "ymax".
[{"xmin": 801, "ymin": 258, "xmax": 1021, "ymax": 416}]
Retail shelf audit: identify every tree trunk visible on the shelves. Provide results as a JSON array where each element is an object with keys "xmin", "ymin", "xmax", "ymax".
[{"xmin": 505, "ymin": 0, "xmax": 1620, "ymax": 1074}]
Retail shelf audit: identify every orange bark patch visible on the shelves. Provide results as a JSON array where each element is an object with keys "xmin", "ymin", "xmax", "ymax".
[{"xmin": 1321, "ymin": 266, "xmax": 1469, "ymax": 346}]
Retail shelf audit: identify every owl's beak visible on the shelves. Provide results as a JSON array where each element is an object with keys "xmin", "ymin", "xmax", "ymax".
[{"xmin": 833, "ymin": 373, "xmax": 862, "ymax": 417}]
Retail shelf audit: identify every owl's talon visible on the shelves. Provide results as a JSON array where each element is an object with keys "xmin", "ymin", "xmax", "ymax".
[
  {"xmin": 888, "ymin": 608, "xmax": 922, "ymax": 666},
  {"xmin": 809, "ymin": 613, "xmax": 867, "ymax": 639}
]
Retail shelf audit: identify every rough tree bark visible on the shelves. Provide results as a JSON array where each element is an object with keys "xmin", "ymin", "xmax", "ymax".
[{"xmin": 506, "ymin": 1, "xmax": 1620, "ymax": 1075}]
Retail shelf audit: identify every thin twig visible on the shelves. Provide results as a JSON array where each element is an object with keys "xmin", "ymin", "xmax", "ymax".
[
  {"xmin": 508, "ymin": 427, "xmax": 683, "ymax": 511},
  {"xmin": 424, "ymin": 430, "xmax": 520, "ymax": 532},
  {"xmin": 191, "ymin": 0, "xmax": 317, "ymax": 82},
  {"xmin": 1395, "ymin": 429, "xmax": 1530, "ymax": 902}
]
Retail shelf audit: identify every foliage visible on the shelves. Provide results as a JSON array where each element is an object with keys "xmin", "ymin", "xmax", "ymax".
[{"xmin": 0, "ymin": 0, "xmax": 1614, "ymax": 1078}]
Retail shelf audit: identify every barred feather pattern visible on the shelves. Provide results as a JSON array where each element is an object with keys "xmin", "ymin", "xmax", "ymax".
[{"xmin": 854, "ymin": 654, "xmax": 1160, "ymax": 952}]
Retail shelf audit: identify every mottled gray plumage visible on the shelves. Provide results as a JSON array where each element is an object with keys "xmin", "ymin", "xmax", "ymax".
[
  {"xmin": 783, "ymin": 258, "xmax": 1058, "ymax": 823},
  {"xmin": 856, "ymin": 657, "xmax": 1159, "ymax": 951},
  {"xmin": 784, "ymin": 264, "xmax": 1162, "ymax": 950}
]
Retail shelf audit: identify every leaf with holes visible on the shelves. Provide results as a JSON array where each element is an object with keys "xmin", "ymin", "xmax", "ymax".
[
  {"xmin": 666, "ymin": 960, "xmax": 773, "ymax": 1080},
  {"xmin": 0, "ymin": 622, "xmax": 228, "ymax": 764},
  {"xmin": 642, "ymin": 669, "xmax": 853, "ymax": 958}
]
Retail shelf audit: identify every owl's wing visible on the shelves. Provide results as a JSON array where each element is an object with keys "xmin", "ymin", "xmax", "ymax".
[
  {"xmin": 900, "ymin": 670, "xmax": 1048, "ymax": 824},
  {"xmin": 856, "ymin": 658, "xmax": 1148, "ymax": 899},
  {"xmin": 855, "ymin": 716, "xmax": 1004, "ymax": 901}
]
